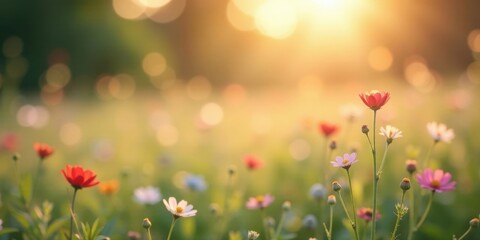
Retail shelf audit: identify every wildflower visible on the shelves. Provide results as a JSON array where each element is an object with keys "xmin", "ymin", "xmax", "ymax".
[
  {"xmin": 340, "ymin": 104, "xmax": 364, "ymax": 122},
  {"xmin": 416, "ymin": 168, "xmax": 456, "ymax": 192},
  {"xmin": 400, "ymin": 178, "xmax": 411, "ymax": 191},
  {"xmin": 163, "ymin": 197, "xmax": 197, "ymax": 218},
  {"xmin": 34, "ymin": 143, "xmax": 54, "ymax": 160},
  {"xmin": 362, "ymin": 125, "xmax": 369, "ymax": 134},
  {"xmin": 142, "ymin": 218, "xmax": 152, "ymax": 229},
  {"xmin": 61, "ymin": 165, "xmax": 99, "ymax": 190},
  {"xmin": 99, "ymin": 180, "xmax": 119, "ymax": 196},
  {"xmin": 127, "ymin": 231, "xmax": 141, "ymax": 240},
  {"xmin": 303, "ymin": 214, "xmax": 318, "ymax": 229},
  {"xmin": 248, "ymin": 230, "xmax": 260, "ymax": 240},
  {"xmin": 405, "ymin": 160, "xmax": 417, "ymax": 174},
  {"xmin": 282, "ymin": 201, "xmax": 291, "ymax": 211},
  {"xmin": 1, "ymin": 133, "xmax": 18, "ymax": 152},
  {"xmin": 426, "ymin": 122, "xmax": 455, "ymax": 143},
  {"xmin": 309, "ymin": 183, "xmax": 326, "ymax": 201},
  {"xmin": 359, "ymin": 90, "xmax": 390, "ymax": 111},
  {"xmin": 327, "ymin": 195, "xmax": 336, "ymax": 205},
  {"xmin": 379, "ymin": 125, "xmax": 403, "ymax": 144},
  {"xmin": 246, "ymin": 194, "xmax": 274, "ymax": 209},
  {"xmin": 318, "ymin": 122, "xmax": 339, "ymax": 138},
  {"xmin": 184, "ymin": 174, "xmax": 207, "ymax": 192},
  {"xmin": 329, "ymin": 141, "xmax": 337, "ymax": 150},
  {"xmin": 357, "ymin": 207, "xmax": 381, "ymax": 222},
  {"xmin": 243, "ymin": 155, "xmax": 263, "ymax": 170},
  {"xmin": 331, "ymin": 152, "xmax": 358, "ymax": 169},
  {"xmin": 470, "ymin": 218, "xmax": 480, "ymax": 228},
  {"xmin": 332, "ymin": 181, "xmax": 342, "ymax": 192},
  {"xmin": 133, "ymin": 186, "xmax": 161, "ymax": 205}
]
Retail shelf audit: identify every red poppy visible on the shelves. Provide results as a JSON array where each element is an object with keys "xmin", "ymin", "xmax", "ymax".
[
  {"xmin": 359, "ymin": 90, "xmax": 390, "ymax": 111},
  {"xmin": 34, "ymin": 143, "xmax": 54, "ymax": 160},
  {"xmin": 62, "ymin": 165, "xmax": 100, "ymax": 189},
  {"xmin": 318, "ymin": 122, "xmax": 339, "ymax": 137},
  {"xmin": 1, "ymin": 133, "xmax": 18, "ymax": 152},
  {"xmin": 243, "ymin": 155, "xmax": 263, "ymax": 170}
]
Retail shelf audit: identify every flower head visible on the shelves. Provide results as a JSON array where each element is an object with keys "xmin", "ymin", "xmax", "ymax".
[
  {"xmin": 99, "ymin": 180, "xmax": 119, "ymax": 196},
  {"xmin": 248, "ymin": 230, "xmax": 260, "ymax": 240},
  {"xmin": 1, "ymin": 133, "xmax": 18, "ymax": 152},
  {"xmin": 331, "ymin": 152, "xmax": 358, "ymax": 170},
  {"xmin": 243, "ymin": 155, "xmax": 263, "ymax": 170},
  {"xmin": 357, "ymin": 207, "xmax": 381, "ymax": 222},
  {"xmin": 359, "ymin": 90, "xmax": 390, "ymax": 111},
  {"xmin": 318, "ymin": 122, "xmax": 339, "ymax": 138},
  {"xmin": 426, "ymin": 122, "xmax": 455, "ymax": 143},
  {"xmin": 163, "ymin": 197, "xmax": 197, "ymax": 218},
  {"xmin": 61, "ymin": 165, "xmax": 99, "ymax": 190},
  {"xmin": 133, "ymin": 186, "xmax": 161, "ymax": 205},
  {"xmin": 309, "ymin": 183, "xmax": 326, "ymax": 201},
  {"xmin": 379, "ymin": 125, "xmax": 403, "ymax": 144},
  {"xmin": 416, "ymin": 168, "xmax": 456, "ymax": 192},
  {"xmin": 246, "ymin": 194, "xmax": 274, "ymax": 209},
  {"xmin": 34, "ymin": 143, "xmax": 54, "ymax": 160},
  {"xmin": 303, "ymin": 214, "xmax": 318, "ymax": 229},
  {"xmin": 184, "ymin": 174, "xmax": 208, "ymax": 192},
  {"xmin": 405, "ymin": 160, "xmax": 417, "ymax": 174}
]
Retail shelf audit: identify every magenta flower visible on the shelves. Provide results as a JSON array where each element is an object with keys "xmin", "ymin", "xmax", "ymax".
[
  {"xmin": 246, "ymin": 194, "xmax": 274, "ymax": 209},
  {"xmin": 416, "ymin": 168, "xmax": 456, "ymax": 192},
  {"xmin": 331, "ymin": 152, "xmax": 358, "ymax": 170}
]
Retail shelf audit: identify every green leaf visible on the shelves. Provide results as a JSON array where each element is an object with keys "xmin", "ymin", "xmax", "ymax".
[
  {"xmin": 46, "ymin": 217, "xmax": 69, "ymax": 238},
  {"xmin": 0, "ymin": 228, "xmax": 19, "ymax": 235},
  {"xmin": 9, "ymin": 208, "xmax": 31, "ymax": 229},
  {"xmin": 19, "ymin": 175, "xmax": 33, "ymax": 206}
]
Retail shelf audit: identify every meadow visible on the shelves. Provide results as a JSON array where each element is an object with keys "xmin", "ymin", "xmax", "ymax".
[{"xmin": 1, "ymin": 78, "xmax": 479, "ymax": 239}]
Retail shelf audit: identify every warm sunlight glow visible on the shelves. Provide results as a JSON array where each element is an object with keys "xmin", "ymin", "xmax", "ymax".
[
  {"xmin": 138, "ymin": 0, "xmax": 170, "ymax": 8},
  {"xmin": 255, "ymin": 1, "xmax": 298, "ymax": 39},
  {"xmin": 368, "ymin": 46, "xmax": 393, "ymax": 71},
  {"xmin": 112, "ymin": 0, "xmax": 145, "ymax": 20},
  {"xmin": 226, "ymin": 1, "xmax": 256, "ymax": 31}
]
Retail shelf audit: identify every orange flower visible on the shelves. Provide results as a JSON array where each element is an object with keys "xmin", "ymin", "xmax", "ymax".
[
  {"xmin": 243, "ymin": 155, "xmax": 263, "ymax": 170},
  {"xmin": 99, "ymin": 180, "xmax": 119, "ymax": 195},
  {"xmin": 62, "ymin": 165, "xmax": 100, "ymax": 190},
  {"xmin": 34, "ymin": 143, "xmax": 54, "ymax": 160},
  {"xmin": 359, "ymin": 90, "xmax": 390, "ymax": 111},
  {"xmin": 318, "ymin": 122, "xmax": 339, "ymax": 137}
]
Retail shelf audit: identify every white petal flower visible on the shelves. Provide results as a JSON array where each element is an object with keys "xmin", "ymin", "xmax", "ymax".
[
  {"xmin": 163, "ymin": 197, "xmax": 197, "ymax": 218},
  {"xmin": 133, "ymin": 186, "xmax": 161, "ymax": 205},
  {"xmin": 379, "ymin": 125, "xmax": 403, "ymax": 143},
  {"xmin": 426, "ymin": 122, "xmax": 455, "ymax": 143}
]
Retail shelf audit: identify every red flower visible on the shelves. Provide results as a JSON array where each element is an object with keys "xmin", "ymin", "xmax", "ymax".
[
  {"xmin": 357, "ymin": 207, "xmax": 381, "ymax": 222},
  {"xmin": 1, "ymin": 133, "xmax": 18, "ymax": 152},
  {"xmin": 243, "ymin": 155, "xmax": 263, "ymax": 170},
  {"xmin": 34, "ymin": 143, "xmax": 54, "ymax": 160},
  {"xmin": 359, "ymin": 90, "xmax": 390, "ymax": 111},
  {"xmin": 62, "ymin": 165, "xmax": 100, "ymax": 189},
  {"xmin": 318, "ymin": 122, "xmax": 339, "ymax": 137}
]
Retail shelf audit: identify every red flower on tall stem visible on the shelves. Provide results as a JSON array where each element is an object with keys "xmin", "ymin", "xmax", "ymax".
[
  {"xmin": 34, "ymin": 143, "xmax": 54, "ymax": 160},
  {"xmin": 318, "ymin": 122, "xmax": 339, "ymax": 138},
  {"xmin": 62, "ymin": 165, "xmax": 100, "ymax": 190},
  {"xmin": 243, "ymin": 155, "xmax": 263, "ymax": 170},
  {"xmin": 359, "ymin": 90, "xmax": 390, "ymax": 111}
]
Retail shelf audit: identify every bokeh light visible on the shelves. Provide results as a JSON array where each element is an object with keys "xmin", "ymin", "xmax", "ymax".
[
  {"xmin": 226, "ymin": 1, "xmax": 256, "ymax": 31},
  {"xmin": 468, "ymin": 29, "xmax": 480, "ymax": 53},
  {"xmin": 368, "ymin": 46, "xmax": 393, "ymax": 71},
  {"xmin": 112, "ymin": 0, "xmax": 146, "ymax": 20},
  {"xmin": 16, "ymin": 105, "xmax": 50, "ymax": 128},
  {"xmin": 254, "ymin": 1, "xmax": 298, "ymax": 39},
  {"xmin": 404, "ymin": 58, "xmax": 437, "ymax": 93},
  {"xmin": 289, "ymin": 138, "xmax": 311, "ymax": 161},
  {"xmin": 138, "ymin": 0, "xmax": 170, "ymax": 8},
  {"xmin": 59, "ymin": 123, "xmax": 83, "ymax": 146},
  {"xmin": 142, "ymin": 52, "xmax": 167, "ymax": 77},
  {"xmin": 145, "ymin": 0, "xmax": 186, "ymax": 23},
  {"xmin": 156, "ymin": 124, "xmax": 179, "ymax": 146},
  {"xmin": 199, "ymin": 102, "xmax": 224, "ymax": 127},
  {"xmin": 45, "ymin": 63, "xmax": 71, "ymax": 90},
  {"xmin": 186, "ymin": 76, "xmax": 212, "ymax": 100},
  {"xmin": 2, "ymin": 36, "xmax": 23, "ymax": 58}
]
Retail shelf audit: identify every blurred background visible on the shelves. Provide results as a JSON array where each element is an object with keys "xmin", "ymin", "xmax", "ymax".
[{"xmin": 1, "ymin": 0, "xmax": 480, "ymax": 239}]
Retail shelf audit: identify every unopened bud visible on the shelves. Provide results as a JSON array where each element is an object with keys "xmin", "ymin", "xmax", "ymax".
[
  {"xmin": 127, "ymin": 231, "xmax": 141, "ymax": 240},
  {"xmin": 362, "ymin": 125, "xmax": 369, "ymax": 134},
  {"xmin": 405, "ymin": 160, "xmax": 417, "ymax": 174},
  {"xmin": 470, "ymin": 218, "xmax": 480, "ymax": 228},
  {"xmin": 282, "ymin": 201, "xmax": 291, "ymax": 211},
  {"xmin": 400, "ymin": 178, "xmax": 411, "ymax": 191},
  {"xmin": 228, "ymin": 165, "xmax": 236, "ymax": 176},
  {"xmin": 12, "ymin": 153, "xmax": 20, "ymax": 162},
  {"xmin": 329, "ymin": 141, "xmax": 337, "ymax": 150},
  {"xmin": 332, "ymin": 181, "xmax": 342, "ymax": 192},
  {"xmin": 142, "ymin": 218, "xmax": 151, "ymax": 229},
  {"xmin": 209, "ymin": 203, "xmax": 219, "ymax": 215},
  {"xmin": 327, "ymin": 195, "xmax": 336, "ymax": 205}
]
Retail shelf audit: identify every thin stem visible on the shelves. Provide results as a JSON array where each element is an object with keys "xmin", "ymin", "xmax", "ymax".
[
  {"xmin": 31, "ymin": 160, "xmax": 43, "ymax": 206},
  {"xmin": 407, "ymin": 173, "xmax": 415, "ymax": 240},
  {"xmin": 423, "ymin": 141, "xmax": 437, "ymax": 169},
  {"xmin": 377, "ymin": 142, "xmax": 390, "ymax": 178},
  {"xmin": 216, "ymin": 172, "xmax": 233, "ymax": 240},
  {"xmin": 329, "ymin": 205, "xmax": 333, "ymax": 240},
  {"xmin": 273, "ymin": 210, "xmax": 286, "ymax": 240},
  {"xmin": 371, "ymin": 110, "xmax": 378, "ymax": 240},
  {"xmin": 346, "ymin": 170, "xmax": 360, "ymax": 240},
  {"xmin": 167, "ymin": 218, "xmax": 177, "ymax": 240},
  {"xmin": 336, "ymin": 191, "xmax": 352, "ymax": 224},
  {"xmin": 69, "ymin": 188, "xmax": 79, "ymax": 240},
  {"xmin": 391, "ymin": 191, "xmax": 407, "ymax": 240},
  {"xmin": 261, "ymin": 209, "xmax": 271, "ymax": 240},
  {"xmin": 146, "ymin": 228, "xmax": 153, "ymax": 240},
  {"xmin": 457, "ymin": 226, "xmax": 473, "ymax": 240},
  {"xmin": 415, "ymin": 191, "xmax": 435, "ymax": 231}
]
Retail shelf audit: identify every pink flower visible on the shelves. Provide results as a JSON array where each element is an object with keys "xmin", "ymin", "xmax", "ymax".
[
  {"xmin": 318, "ymin": 122, "xmax": 339, "ymax": 138},
  {"xmin": 357, "ymin": 207, "xmax": 381, "ymax": 222},
  {"xmin": 331, "ymin": 152, "xmax": 358, "ymax": 170},
  {"xmin": 416, "ymin": 168, "xmax": 456, "ymax": 192},
  {"xmin": 1, "ymin": 133, "xmax": 18, "ymax": 152},
  {"xmin": 359, "ymin": 90, "xmax": 390, "ymax": 111},
  {"xmin": 244, "ymin": 155, "xmax": 263, "ymax": 170},
  {"xmin": 426, "ymin": 122, "xmax": 454, "ymax": 143},
  {"xmin": 246, "ymin": 194, "xmax": 274, "ymax": 209}
]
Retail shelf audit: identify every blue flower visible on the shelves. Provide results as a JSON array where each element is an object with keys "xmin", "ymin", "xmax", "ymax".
[
  {"xmin": 184, "ymin": 174, "xmax": 207, "ymax": 192},
  {"xmin": 303, "ymin": 214, "xmax": 318, "ymax": 229},
  {"xmin": 309, "ymin": 183, "xmax": 326, "ymax": 201}
]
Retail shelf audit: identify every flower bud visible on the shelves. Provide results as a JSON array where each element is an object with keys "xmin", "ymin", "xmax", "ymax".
[
  {"xmin": 248, "ymin": 230, "xmax": 260, "ymax": 240},
  {"xmin": 362, "ymin": 125, "xmax": 369, "ymax": 134},
  {"xmin": 327, "ymin": 195, "xmax": 336, "ymax": 205},
  {"xmin": 332, "ymin": 181, "xmax": 342, "ymax": 192},
  {"xmin": 303, "ymin": 214, "xmax": 318, "ymax": 229},
  {"xmin": 127, "ymin": 231, "xmax": 141, "ymax": 240},
  {"xmin": 329, "ymin": 141, "xmax": 337, "ymax": 150},
  {"xmin": 209, "ymin": 203, "xmax": 219, "ymax": 215},
  {"xmin": 400, "ymin": 178, "xmax": 411, "ymax": 191},
  {"xmin": 142, "ymin": 218, "xmax": 151, "ymax": 229},
  {"xmin": 405, "ymin": 160, "xmax": 417, "ymax": 174},
  {"xmin": 12, "ymin": 153, "xmax": 20, "ymax": 162},
  {"xmin": 228, "ymin": 165, "xmax": 236, "ymax": 176},
  {"xmin": 470, "ymin": 218, "xmax": 480, "ymax": 228},
  {"xmin": 282, "ymin": 201, "xmax": 291, "ymax": 212}
]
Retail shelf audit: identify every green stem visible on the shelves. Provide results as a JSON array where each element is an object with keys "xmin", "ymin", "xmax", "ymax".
[
  {"xmin": 391, "ymin": 192, "xmax": 407, "ymax": 240},
  {"xmin": 337, "ymin": 191, "xmax": 352, "ymax": 225},
  {"xmin": 457, "ymin": 226, "xmax": 472, "ymax": 240},
  {"xmin": 346, "ymin": 170, "xmax": 359, "ymax": 240},
  {"xmin": 371, "ymin": 110, "xmax": 378, "ymax": 240},
  {"xmin": 423, "ymin": 141, "xmax": 437, "ymax": 169},
  {"xmin": 415, "ymin": 191, "xmax": 435, "ymax": 231},
  {"xmin": 377, "ymin": 142, "xmax": 390, "ymax": 178},
  {"xmin": 407, "ymin": 173, "xmax": 415, "ymax": 240},
  {"xmin": 146, "ymin": 228, "xmax": 153, "ymax": 240},
  {"xmin": 273, "ymin": 210, "xmax": 286, "ymax": 240},
  {"xmin": 217, "ymin": 171, "xmax": 233, "ymax": 240},
  {"xmin": 329, "ymin": 205, "xmax": 333, "ymax": 240},
  {"xmin": 167, "ymin": 218, "xmax": 177, "ymax": 240},
  {"xmin": 69, "ymin": 188, "xmax": 78, "ymax": 240},
  {"xmin": 261, "ymin": 209, "xmax": 271, "ymax": 240}
]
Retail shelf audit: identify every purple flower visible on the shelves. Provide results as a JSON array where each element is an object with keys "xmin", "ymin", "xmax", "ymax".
[
  {"xmin": 331, "ymin": 152, "xmax": 358, "ymax": 169},
  {"xmin": 246, "ymin": 194, "xmax": 274, "ymax": 209},
  {"xmin": 416, "ymin": 168, "xmax": 456, "ymax": 192}
]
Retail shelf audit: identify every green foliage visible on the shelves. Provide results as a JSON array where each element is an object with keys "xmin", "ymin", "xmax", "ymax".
[{"xmin": 76, "ymin": 219, "xmax": 108, "ymax": 240}]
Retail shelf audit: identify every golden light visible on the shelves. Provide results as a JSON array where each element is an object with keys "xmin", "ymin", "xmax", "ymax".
[
  {"xmin": 226, "ymin": 1, "xmax": 256, "ymax": 31},
  {"xmin": 145, "ymin": 0, "xmax": 186, "ymax": 23},
  {"xmin": 45, "ymin": 63, "xmax": 71, "ymax": 89},
  {"xmin": 200, "ymin": 102, "xmax": 224, "ymax": 127},
  {"xmin": 289, "ymin": 138, "xmax": 311, "ymax": 161},
  {"xmin": 108, "ymin": 74, "xmax": 136, "ymax": 99},
  {"xmin": 138, "ymin": 0, "xmax": 170, "ymax": 8},
  {"xmin": 142, "ymin": 52, "xmax": 167, "ymax": 77},
  {"xmin": 16, "ymin": 105, "xmax": 50, "ymax": 128},
  {"xmin": 112, "ymin": 0, "xmax": 145, "ymax": 20},
  {"xmin": 232, "ymin": 0, "xmax": 262, "ymax": 16},
  {"xmin": 466, "ymin": 61, "xmax": 480, "ymax": 84},
  {"xmin": 156, "ymin": 124, "xmax": 179, "ymax": 146},
  {"xmin": 404, "ymin": 59, "xmax": 437, "ymax": 93},
  {"xmin": 254, "ymin": 0, "xmax": 298, "ymax": 39},
  {"xmin": 250, "ymin": 112, "xmax": 271, "ymax": 135},
  {"xmin": 59, "ymin": 123, "xmax": 83, "ymax": 146},
  {"xmin": 468, "ymin": 29, "xmax": 480, "ymax": 53},
  {"xmin": 186, "ymin": 75, "xmax": 212, "ymax": 100},
  {"xmin": 368, "ymin": 46, "xmax": 393, "ymax": 71}
]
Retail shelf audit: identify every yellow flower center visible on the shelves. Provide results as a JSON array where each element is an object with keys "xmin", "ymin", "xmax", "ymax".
[
  {"xmin": 256, "ymin": 196, "xmax": 264, "ymax": 203},
  {"xmin": 176, "ymin": 206, "xmax": 184, "ymax": 213},
  {"xmin": 342, "ymin": 159, "xmax": 350, "ymax": 165},
  {"xmin": 430, "ymin": 179, "xmax": 440, "ymax": 189}
]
